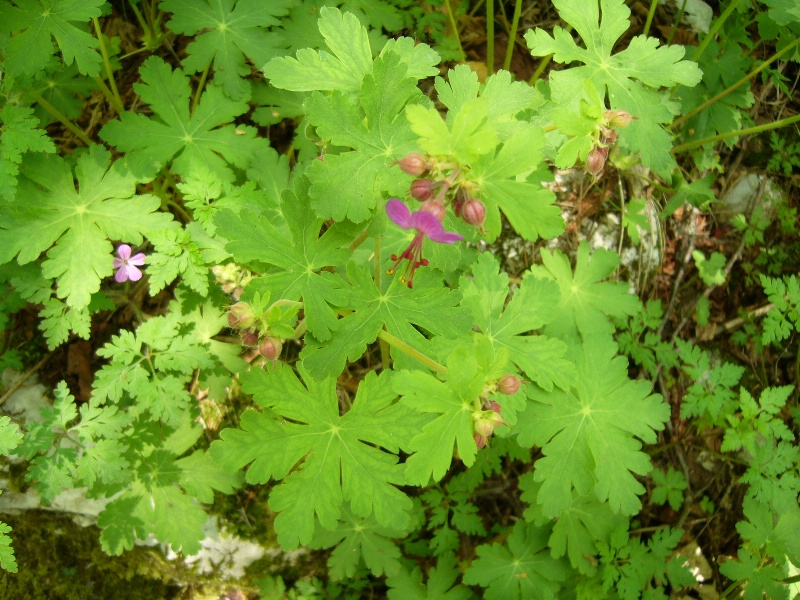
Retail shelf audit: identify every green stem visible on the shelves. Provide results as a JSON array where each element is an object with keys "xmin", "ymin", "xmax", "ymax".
[
  {"xmin": 672, "ymin": 36, "xmax": 800, "ymax": 131},
  {"xmin": 293, "ymin": 318, "xmax": 307, "ymax": 339},
  {"xmin": 502, "ymin": 0, "xmax": 523, "ymax": 72},
  {"xmin": 127, "ymin": 0, "xmax": 152, "ymax": 42},
  {"xmin": 486, "ymin": 0, "xmax": 494, "ymax": 74},
  {"xmin": 348, "ymin": 229, "xmax": 370, "ymax": 252},
  {"xmin": 191, "ymin": 64, "xmax": 211, "ymax": 115},
  {"xmin": 642, "ymin": 0, "xmax": 658, "ymax": 37},
  {"xmin": 665, "ymin": 0, "xmax": 688, "ymax": 46},
  {"xmin": 378, "ymin": 330, "xmax": 448, "ymax": 376},
  {"xmin": 445, "ymin": 0, "xmax": 466, "ymax": 62},
  {"xmin": 672, "ymin": 112, "xmax": 800, "ymax": 154},
  {"xmin": 35, "ymin": 95, "xmax": 92, "ymax": 146},
  {"xmin": 691, "ymin": 0, "xmax": 742, "ymax": 63},
  {"xmin": 92, "ymin": 18, "xmax": 124, "ymax": 114},
  {"xmin": 374, "ymin": 236, "xmax": 392, "ymax": 367}
]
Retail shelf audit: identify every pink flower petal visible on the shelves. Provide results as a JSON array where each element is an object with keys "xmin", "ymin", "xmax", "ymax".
[
  {"xmin": 126, "ymin": 265, "xmax": 143, "ymax": 281},
  {"xmin": 410, "ymin": 211, "xmax": 463, "ymax": 244},
  {"xmin": 128, "ymin": 253, "xmax": 146, "ymax": 266},
  {"xmin": 116, "ymin": 244, "xmax": 132, "ymax": 260},
  {"xmin": 386, "ymin": 199, "xmax": 413, "ymax": 229}
]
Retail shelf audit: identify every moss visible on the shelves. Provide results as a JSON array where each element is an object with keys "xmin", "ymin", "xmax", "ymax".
[{"xmin": 0, "ymin": 510, "xmax": 202, "ymax": 599}]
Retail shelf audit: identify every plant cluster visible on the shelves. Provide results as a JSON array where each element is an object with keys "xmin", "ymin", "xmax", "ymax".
[{"xmin": 0, "ymin": 0, "xmax": 798, "ymax": 598}]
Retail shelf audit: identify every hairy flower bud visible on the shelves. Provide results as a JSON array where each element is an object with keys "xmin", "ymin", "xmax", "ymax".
[
  {"xmin": 241, "ymin": 329, "xmax": 259, "ymax": 346},
  {"xmin": 497, "ymin": 374, "xmax": 521, "ymax": 395},
  {"xmin": 410, "ymin": 178, "xmax": 436, "ymax": 201},
  {"xmin": 396, "ymin": 153, "xmax": 430, "ymax": 176},
  {"xmin": 586, "ymin": 147, "xmax": 607, "ymax": 176},
  {"xmin": 258, "ymin": 336, "xmax": 283, "ymax": 361},
  {"xmin": 488, "ymin": 400, "xmax": 502, "ymax": 413},
  {"xmin": 460, "ymin": 198, "xmax": 486, "ymax": 228},
  {"xmin": 228, "ymin": 302, "xmax": 255, "ymax": 329},
  {"xmin": 474, "ymin": 433, "xmax": 487, "ymax": 449},
  {"xmin": 605, "ymin": 109, "xmax": 633, "ymax": 128},
  {"xmin": 420, "ymin": 199, "xmax": 446, "ymax": 222}
]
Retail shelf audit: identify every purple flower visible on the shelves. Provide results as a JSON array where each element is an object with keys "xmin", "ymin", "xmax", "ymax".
[
  {"xmin": 385, "ymin": 199, "xmax": 462, "ymax": 287},
  {"xmin": 113, "ymin": 244, "xmax": 146, "ymax": 283}
]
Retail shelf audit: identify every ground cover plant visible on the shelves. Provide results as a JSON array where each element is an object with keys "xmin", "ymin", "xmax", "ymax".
[{"xmin": 0, "ymin": 0, "xmax": 799, "ymax": 597}]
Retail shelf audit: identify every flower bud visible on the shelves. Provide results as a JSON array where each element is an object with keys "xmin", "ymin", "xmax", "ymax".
[
  {"xmin": 586, "ymin": 147, "xmax": 606, "ymax": 176},
  {"xmin": 420, "ymin": 199, "xmax": 446, "ymax": 222},
  {"xmin": 605, "ymin": 109, "xmax": 632, "ymax": 128},
  {"xmin": 396, "ymin": 153, "xmax": 430, "ymax": 176},
  {"xmin": 497, "ymin": 375, "xmax": 521, "ymax": 395},
  {"xmin": 258, "ymin": 336, "xmax": 283, "ymax": 361},
  {"xmin": 460, "ymin": 198, "xmax": 486, "ymax": 228},
  {"xmin": 488, "ymin": 400, "xmax": 502, "ymax": 413},
  {"xmin": 474, "ymin": 434, "xmax": 487, "ymax": 449},
  {"xmin": 410, "ymin": 178, "xmax": 436, "ymax": 201},
  {"xmin": 241, "ymin": 329, "xmax": 259, "ymax": 346},
  {"xmin": 228, "ymin": 302, "xmax": 255, "ymax": 329}
]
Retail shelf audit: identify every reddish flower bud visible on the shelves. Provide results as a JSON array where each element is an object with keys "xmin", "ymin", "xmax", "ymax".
[
  {"xmin": 228, "ymin": 302, "xmax": 255, "ymax": 329},
  {"xmin": 420, "ymin": 199, "xmax": 446, "ymax": 222},
  {"xmin": 410, "ymin": 178, "xmax": 436, "ymax": 201},
  {"xmin": 258, "ymin": 336, "xmax": 283, "ymax": 361},
  {"xmin": 241, "ymin": 329, "xmax": 259, "ymax": 346},
  {"xmin": 497, "ymin": 374, "xmax": 521, "ymax": 395},
  {"xmin": 396, "ymin": 153, "xmax": 430, "ymax": 176},
  {"xmin": 605, "ymin": 109, "xmax": 633, "ymax": 128},
  {"xmin": 586, "ymin": 148, "xmax": 606, "ymax": 176},
  {"xmin": 460, "ymin": 198, "xmax": 486, "ymax": 227},
  {"xmin": 488, "ymin": 400, "xmax": 502, "ymax": 413},
  {"xmin": 474, "ymin": 434, "xmax": 487, "ymax": 449}
]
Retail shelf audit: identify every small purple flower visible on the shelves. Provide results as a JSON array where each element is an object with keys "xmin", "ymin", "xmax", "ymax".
[
  {"xmin": 385, "ymin": 199, "xmax": 462, "ymax": 287},
  {"xmin": 113, "ymin": 244, "xmax": 146, "ymax": 283}
]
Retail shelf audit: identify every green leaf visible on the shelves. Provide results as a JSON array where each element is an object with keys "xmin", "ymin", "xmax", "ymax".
[
  {"xmin": 98, "ymin": 494, "xmax": 147, "ymax": 556},
  {"xmin": 0, "ymin": 416, "xmax": 23, "ymax": 455},
  {"xmin": 517, "ymin": 336, "xmax": 669, "ymax": 517},
  {"xmin": 175, "ymin": 449, "xmax": 243, "ymax": 504},
  {"xmin": 720, "ymin": 547, "xmax": 789, "ymax": 600},
  {"xmin": 387, "ymin": 553, "xmax": 473, "ymax": 600},
  {"xmin": 210, "ymin": 367, "xmax": 418, "ymax": 549},
  {"xmin": 216, "ymin": 178, "xmax": 351, "ymax": 342},
  {"xmin": 463, "ymin": 521, "xmax": 571, "ymax": 600},
  {"xmin": 650, "ymin": 467, "xmax": 688, "ymax": 511},
  {"xmin": 301, "ymin": 262, "xmax": 471, "ymax": 379},
  {"xmin": 0, "ymin": 102, "xmax": 56, "ymax": 201},
  {"xmin": 0, "ymin": 0, "xmax": 104, "ymax": 76},
  {"xmin": 0, "ymin": 145, "xmax": 175, "ymax": 310},
  {"xmin": 531, "ymin": 242, "xmax": 641, "ymax": 342},
  {"xmin": 147, "ymin": 227, "xmax": 210, "ymax": 296},
  {"xmin": 460, "ymin": 253, "xmax": 575, "ymax": 393},
  {"xmin": 161, "ymin": 0, "xmax": 292, "ymax": 99},
  {"xmin": 692, "ymin": 250, "xmax": 726, "ymax": 286},
  {"xmin": 525, "ymin": 0, "xmax": 702, "ymax": 174},
  {"xmin": 303, "ymin": 51, "xmax": 422, "ymax": 222},
  {"xmin": 311, "ymin": 506, "xmax": 405, "ymax": 579},
  {"xmin": 0, "ymin": 522, "xmax": 17, "ymax": 573},
  {"xmin": 100, "ymin": 56, "xmax": 266, "ymax": 181},
  {"xmin": 264, "ymin": 6, "xmax": 438, "ymax": 93}
]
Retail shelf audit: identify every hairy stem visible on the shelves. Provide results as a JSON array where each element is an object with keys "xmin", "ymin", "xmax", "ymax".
[
  {"xmin": 93, "ymin": 18, "xmax": 125, "ymax": 114},
  {"xmin": 502, "ymin": 0, "xmax": 523, "ymax": 72},
  {"xmin": 35, "ymin": 96, "xmax": 93, "ymax": 146},
  {"xmin": 486, "ymin": 0, "xmax": 494, "ymax": 74},
  {"xmin": 445, "ymin": 0, "xmax": 466, "ymax": 63},
  {"xmin": 672, "ymin": 112, "xmax": 800, "ymax": 154},
  {"xmin": 378, "ymin": 330, "xmax": 448, "ymax": 376}
]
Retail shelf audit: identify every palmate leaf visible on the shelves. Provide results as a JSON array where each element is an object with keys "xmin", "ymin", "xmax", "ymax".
[
  {"xmin": 463, "ymin": 521, "xmax": 571, "ymax": 600},
  {"xmin": 300, "ymin": 262, "xmax": 471, "ymax": 379},
  {"xmin": 161, "ymin": 0, "xmax": 293, "ymax": 100},
  {"xmin": 210, "ymin": 367, "xmax": 420, "ymax": 549},
  {"xmin": 264, "ymin": 6, "xmax": 438, "ymax": 93},
  {"xmin": 530, "ymin": 242, "xmax": 641, "ymax": 343},
  {"xmin": 100, "ymin": 56, "xmax": 267, "ymax": 182},
  {"xmin": 386, "ymin": 553, "xmax": 473, "ymax": 600},
  {"xmin": 302, "ymin": 51, "xmax": 423, "ymax": 222},
  {"xmin": 0, "ymin": 0, "xmax": 104, "ymax": 76},
  {"xmin": 0, "ymin": 145, "xmax": 175, "ymax": 310},
  {"xmin": 525, "ymin": 0, "xmax": 702, "ymax": 175},
  {"xmin": 516, "ymin": 336, "xmax": 669, "ymax": 517},
  {"xmin": 215, "ymin": 177, "xmax": 351, "ymax": 341},
  {"xmin": 459, "ymin": 253, "xmax": 575, "ymax": 394}
]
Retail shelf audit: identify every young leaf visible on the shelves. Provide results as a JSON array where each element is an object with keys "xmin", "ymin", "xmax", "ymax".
[
  {"xmin": 525, "ymin": 0, "xmax": 702, "ymax": 174},
  {"xmin": 459, "ymin": 253, "xmax": 575, "ymax": 393},
  {"xmin": 386, "ymin": 553, "xmax": 473, "ymax": 600},
  {"xmin": 0, "ymin": 145, "xmax": 175, "ymax": 310},
  {"xmin": 0, "ymin": 522, "xmax": 17, "ymax": 573},
  {"xmin": 210, "ymin": 367, "xmax": 419, "ymax": 549},
  {"xmin": 516, "ymin": 336, "xmax": 669, "ymax": 517},
  {"xmin": 463, "ymin": 521, "xmax": 571, "ymax": 600},
  {"xmin": 100, "ymin": 56, "xmax": 266, "ymax": 181},
  {"xmin": 161, "ymin": 0, "xmax": 292, "ymax": 100},
  {"xmin": 0, "ymin": 0, "xmax": 104, "ymax": 76}
]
